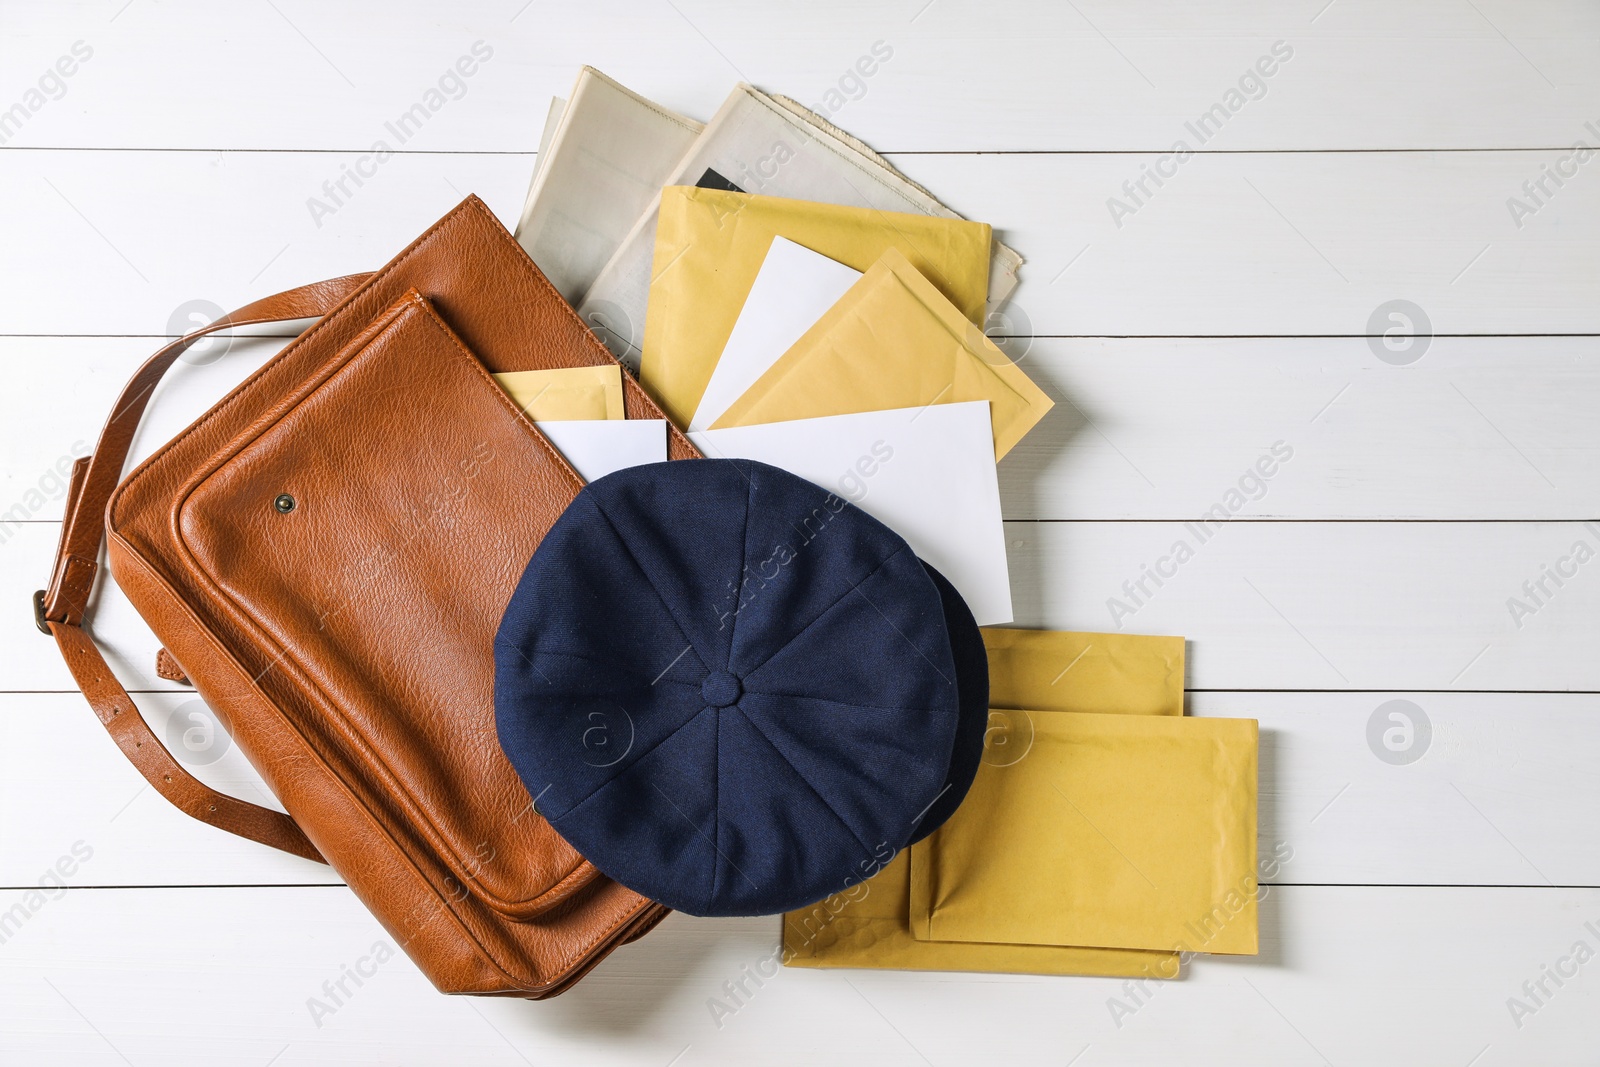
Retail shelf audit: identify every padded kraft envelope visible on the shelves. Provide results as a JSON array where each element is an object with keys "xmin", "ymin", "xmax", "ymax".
[
  {"xmin": 711, "ymin": 248, "xmax": 1053, "ymax": 459},
  {"xmin": 783, "ymin": 851, "xmax": 1179, "ymax": 979},
  {"xmin": 910, "ymin": 713, "xmax": 1260, "ymax": 956},
  {"xmin": 984, "ymin": 627, "xmax": 1185, "ymax": 714},
  {"xmin": 641, "ymin": 186, "xmax": 992, "ymax": 429},
  {"xmin": 784, "ymin": 629, "xmax": 1185, "ymax": 978},
  {"xmin": 492, "ymin": 364, "xmax": 625, "ymax": 421}
]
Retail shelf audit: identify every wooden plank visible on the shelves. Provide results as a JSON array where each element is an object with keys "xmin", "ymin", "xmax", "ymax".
[
  {"xmin": 0, "ymin": 335, "xmax": 289, "ymax": 528},
  {"xmin": 0, "ymin": 692, "xmax": 332, "ymax": 889},
  {"xmin": 10, "ymin": 335, "xmax": 1598, "ymax": 525},
  {"xmin": 995, "ymin": 335, "xmax": 1600, "ymax": 521},
  {"xmin": 1006, "ymin": 519, "xmax": 1600, "ymax": 692},
  {"xmin": 902, "ymin": 148, "xmax": 1600, "ymax": 337},
  {"xmin": 1192, "ymin": 692, "xmax": 1600, "ymax": 887},
  {"xmin": 7, "ymin": 690, "xmax": 1598, "ymax": 890},
  {"xmin": 2, "ymin": 333, "xmax": 1589, "ymax": 521},
  {"xmin": 0, "ymin": 150, "xmax": 533, "ymax": 338},
  {"xmin": 6, "ymin": 518, "xmax": 1597, "ymax": 693},
  {"xmin": 2, "ymin": 148, "xmax": 1595, "ymax": 337},
  {"xmin": 3, "ymin": 0, "xmax": 1596, "ymax": 151},
  {"xmin": 0, "ymin": 884, "xmax": 1594, "ymax": 1063}
]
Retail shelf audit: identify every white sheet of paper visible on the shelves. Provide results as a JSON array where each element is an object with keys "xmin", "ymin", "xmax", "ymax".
[
  {"xmin": 536, "ymin": 419, "xmax": 666, "ymax": 482},
  {"xmin": 689, "ymin": 237, "xmax": 861, "ymax": 432},
  {"xmin": 690, "ymin": 401, "xmax": 1013, "ymax": 625}
]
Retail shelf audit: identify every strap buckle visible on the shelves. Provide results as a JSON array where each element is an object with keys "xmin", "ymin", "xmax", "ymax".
[{"xmin": 33, "ymin": 589, "xmax": 51, "ymax": 635}]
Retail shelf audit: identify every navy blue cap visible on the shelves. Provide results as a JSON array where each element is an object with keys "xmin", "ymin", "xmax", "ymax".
[
  {"xmin": 494, "ymin": 459, "xmax": 962, "ymax": 917},
  {"xmin": 908, "ymin": 562, "xmax": 988, "ymax": 843}
]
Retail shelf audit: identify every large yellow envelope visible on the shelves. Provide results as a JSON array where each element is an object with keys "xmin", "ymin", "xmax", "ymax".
[
  {"xmin": 910, "ymin": 713, "xmax": 1259, "ymax": 955},
  {"xmin": 784, "ymin": 629, "xmax": 1186, "ymax": 978},
  {"xmin": 493, "ymin": 365, "xmax": 625, "ymax": 421},
  {"xmin": 711, "ymin": 248, "xmax": 1053, "ymax": 459},
  {"xmin": 783, "ymin": 851, "xmax": 1179, "ymax": 979},
  {"xmin": 983, "ymin": 627, "xmax": 1186, "ymax": 714},
  {"xmin": 641, "ymin": 187, "xmax": 992, "ymax": 429}
]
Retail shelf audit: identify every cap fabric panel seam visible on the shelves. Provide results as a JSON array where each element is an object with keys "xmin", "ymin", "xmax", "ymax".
[
  {"xmin": 733, "ymin": 705, "xmax": 880, "ymax": 858},
  {"xmin": 495, "ymin": 641, "xmax": 700, "ymax": 692},
  {"xmin": 584, "ymin": 489, "xmax": 709, "ymax": 677},
  {"xmin": 739, "ymin": 543, "xmax": 912, "ymax": 683},
  {"xmin": 555, "ymin": 704, "xmax": 716, "ymax": 823},
  {"xmin": 712, "ymin": 465, "xmax": 755, "ymax": 906}
]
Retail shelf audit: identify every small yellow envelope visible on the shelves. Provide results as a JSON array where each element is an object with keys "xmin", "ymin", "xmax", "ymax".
[
  {"xmin": 710, "ymin": 248, "xmax": 1053, "ymax": 459},
  {"xmin": 910, "ymin": 713, "xmax": 1259, "ymax": 955},
  {"xmin": 641, "ymin": 186, "xmax": 992, "ymax": 429},
  {"xmin": 784, "ymin": 629, "xmax": 1187, "ymax": 977},
  {"xmin": 983, "ymin": 628, "xmax": 1186, "ymax": 714},
  {"xmin": 493, "ymin": 365, "xmax": 625, "ymax": 421}
]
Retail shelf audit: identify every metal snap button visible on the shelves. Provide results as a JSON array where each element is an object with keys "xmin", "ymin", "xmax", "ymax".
[{"xmin": 273, "ymin": 493, "xmax": 296, "ymax": 514}]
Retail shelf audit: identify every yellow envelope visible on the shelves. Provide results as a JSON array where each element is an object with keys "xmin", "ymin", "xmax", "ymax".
[
  {"xmin": 983, "ymin": 627, "xmax": 1186, "ymax": 714},
  {"xmin": 910, "ymin": 713, "xmax": 1259, "ymax": 955},
  {"xmin": 783, "ymin": 851, "xmax": 1179, "ymax": 979},
  {"xmin": 711, "ymin": 248, "xmax": 1053, "ymax": 459},
  {"xmin": 493, "ymin": 365, "xmax": 625, "ymax": 421},
  {"xmin": 641, "ymin": 187, "xmax": 992, "ymax": 429},
  {"xmin": 784, "ymin": 629, "xmax": 1186, "ymax": 977}
]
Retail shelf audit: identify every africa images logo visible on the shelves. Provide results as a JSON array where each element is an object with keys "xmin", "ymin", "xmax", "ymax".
[
  {"xmin": 305, "ymin": 41, "xmax": 494, "ymax": 228},
  {"xmin": 1106, "ymin": 442, "xmax": 1294, "ymax": 628},
  {"xmin": 1106, "ymin": 41, "xmax": 1294, "ymax": 228}
]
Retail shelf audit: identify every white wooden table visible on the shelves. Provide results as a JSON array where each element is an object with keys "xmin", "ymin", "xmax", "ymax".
[{"xmin": 3, "ymin": 2, "xmax": 1598, "ymax": 1063}]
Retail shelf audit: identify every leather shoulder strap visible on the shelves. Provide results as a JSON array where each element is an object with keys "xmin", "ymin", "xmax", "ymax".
[{"xmin": 37, "ymin": 273, "xmax": 373, "ymax": 865}]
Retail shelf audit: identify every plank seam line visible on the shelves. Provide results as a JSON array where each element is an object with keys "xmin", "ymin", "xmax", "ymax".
[
  {"xmin": 1, "ymin": 146, "xmax": 1589, "ymax": 156},
  {"xmin": 8, "ymin": 333, "xmax": 1600, "ymax": 341},
  {"xmin": 8, "ymin": 687, "xmax": 1600, "ymax": 697},
  {"xmin": 8, "ymin": 881, "xmax": 1592, "ymax": 892}
]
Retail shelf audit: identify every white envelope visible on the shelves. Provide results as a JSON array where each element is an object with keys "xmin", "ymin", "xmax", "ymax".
[
  {"xmin": 578, "ymin": 84, "xmax": 1021, "ymax": 366},
  {"xmin": 690, "ymin": 402, "xmax": 1013, "ymax": 625},
  {"xmin": 688, "ymin": 237, "xmax": 861, "ymax": 432},
  {"xmin": 536, "ymin": 419, "xmax": 666, "ymax": 482},
  {"xmin": 514, "ymin": 68, "xmax": 705, "ymax": 305}
]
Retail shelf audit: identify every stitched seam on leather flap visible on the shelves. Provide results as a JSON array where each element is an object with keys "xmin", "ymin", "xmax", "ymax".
[
  {"xmin": 106, "ymin": 532, "xmax": 555, "ymax": 990},
  {"xmin": 109, "ymin": 197, "xmax": 486, "ymax": 526},
  {"xmin": 169, "ymin": 292, "xmax": 590, "ymax": 920},
  {"xmin": 101, "ymin": 201, "xmax": 658, "ymax": 983}
]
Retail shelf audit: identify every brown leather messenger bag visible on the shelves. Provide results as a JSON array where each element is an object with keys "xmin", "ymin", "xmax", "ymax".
[{"xmin": 35, "ymin": 196, "xmax": 693, "ymax": 997}]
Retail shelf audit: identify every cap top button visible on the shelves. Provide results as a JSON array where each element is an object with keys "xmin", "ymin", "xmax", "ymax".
[{"xmin": 701, "ymin": 670, "xmax": 742, "ymax": 708}]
